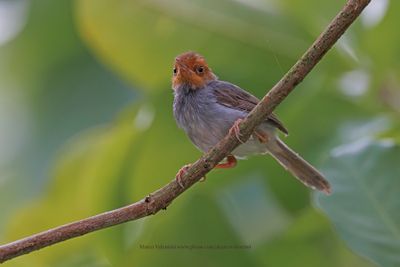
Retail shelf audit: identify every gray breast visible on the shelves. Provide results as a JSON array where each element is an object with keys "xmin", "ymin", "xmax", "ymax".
[{"xmin": 173, "ymin": 84, "xmax": 241, "ymax": 152}]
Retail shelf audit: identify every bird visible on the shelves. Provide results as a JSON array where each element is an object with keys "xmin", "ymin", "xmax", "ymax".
[{"xmin": 171, "ymin": 51, "xmax": 331, "ymax": 194}]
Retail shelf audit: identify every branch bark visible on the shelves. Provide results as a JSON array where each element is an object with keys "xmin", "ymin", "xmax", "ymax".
[{"xmin": 0, "ymin": 0, "xmax": 370, "ymax": 263}]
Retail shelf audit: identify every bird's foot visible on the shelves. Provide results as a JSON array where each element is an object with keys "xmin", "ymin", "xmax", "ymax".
[
  {"xmin": 215, "ymin": 155, "xmax": 237, "ymax": 169},
  {"xmin": 175, "ymin": 164, "xmax": 191, "ymax": 188},
  {"xmin": 175, "ymin": 164, "xmax": 207, "ymax": 188},
  {"xmin": 229, "ymin": 118, "xmax": 245, "ymax": 143}
]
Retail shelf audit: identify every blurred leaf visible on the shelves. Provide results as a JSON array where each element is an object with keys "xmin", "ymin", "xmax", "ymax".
[
  {"xmin": 255, "ymin": 208, "xmax": 376, "ymax": 267},
  {"xmin": 3, "ymin": 108, "xmax": 142, "ymax": 266},
  {"xmin": 0, "ymin": 0, "xmax": 82, "ymax": 89},
  {"xmin": 0, "ymin": 0, "xmax": 135, "ymax": 235},
  {"xmin": 317, "ymin": 139, "xmax": 400, "ymax": 267},
  {"xmin": 361, "ymin": 0, "xmax": 400, "ymax": 72},
  {"xmin": 75, "ymin": 0, "xmax": 312, "ymax": 91},
  {"xmin": 119, "ymin": 192, "xmax": 260, "ymax": 267}
]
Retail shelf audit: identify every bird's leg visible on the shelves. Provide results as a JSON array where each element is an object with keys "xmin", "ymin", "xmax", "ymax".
[
  {"xmin": 253, "ymin": 130, "xmax": 269, "ymax": 143},
  {"xmin": 229, "ymin": 118, "xmax": 245, "ymax": 143},
  {"xmin": 175, "ymin": 164, "xmax": 206, "ymax": 188},
  {"xmin": 175, "ymin": 164, "xmax": 191, "ymax": 188},
  {"xmin": 215, "ymin": 155, "xmax": 237, "ymax": 169},
  {"xmin": 176, "ymin": 155, "xmax": 236, "ymax": 188}
]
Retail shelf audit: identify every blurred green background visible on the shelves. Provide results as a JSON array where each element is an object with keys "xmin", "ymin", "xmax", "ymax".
[{"xmin": 1, "ymin": 0, "xmax": 399, "ymax": 266}]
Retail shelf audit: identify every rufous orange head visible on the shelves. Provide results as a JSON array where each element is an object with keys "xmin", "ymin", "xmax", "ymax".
[{"xmin": 172, "ymin": 51, "xmax": 217, "ymax": 90}]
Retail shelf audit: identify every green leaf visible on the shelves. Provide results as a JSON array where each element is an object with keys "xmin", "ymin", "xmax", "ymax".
[
  {"xmin": 75, "ymin": 0, "xmax": 309, "ymax": 91},
  {"xmin": 2, "ymin": 110, "xmax": 142, "ymax": 266},
  {"xmin": 317, "ymin": 139, "xmax": 400, "ymax": 267},
  {"xmin": 255, "ymin": 208, "xmax": 376, "ymax": 267},
  {"xmin": 119, "ymin": 193, "xmax": 259, "ymax": 267}
]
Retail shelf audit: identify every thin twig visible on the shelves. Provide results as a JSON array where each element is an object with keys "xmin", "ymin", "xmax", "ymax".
[{"xmin": 0, "ymin": 0, "xmax": 370, "ymax": 263}]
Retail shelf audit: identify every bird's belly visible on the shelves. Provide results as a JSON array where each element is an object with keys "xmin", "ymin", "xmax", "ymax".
[
  {"xmin": 175, "ymin": 94, "xmax": 241, "ymax": 152},
  {"xmin": 174, "ymin": 90, "xmax": 276, "ymax": 155},
  {"xmin": 232, "ymin": 138, "xmax": 269, "ymax": 158},
  {"xmin": 186, "ymin": 116, "xmax": 230, "ymax": 152},
  {"xmin": 188, "ymin": 119, "xmax": 275, "ymax": 157},
  {"xmin": 232, "ymin": 123, "xmax": 276, "ymax": 157}
]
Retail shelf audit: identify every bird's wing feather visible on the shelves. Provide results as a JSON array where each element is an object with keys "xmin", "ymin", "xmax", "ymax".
[{"xmin": 213, "ymin": 82, "xmax": 289, "ymax": 135}]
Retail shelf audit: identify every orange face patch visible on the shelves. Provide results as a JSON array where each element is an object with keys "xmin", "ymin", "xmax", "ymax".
[{"xmin": 172, "ymin": 51, "xmax": 216, "ymax": 89}]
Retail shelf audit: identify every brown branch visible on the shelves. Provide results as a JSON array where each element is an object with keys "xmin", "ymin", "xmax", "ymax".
[{"xmin": 0, "ymin": 0, "xmax": 370, "ymax": 263}]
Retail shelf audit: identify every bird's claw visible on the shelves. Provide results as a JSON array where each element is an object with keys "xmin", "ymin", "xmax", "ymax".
[
  {"xmin": 229, "ymin": 118, "xmax": 245, "ymax": 143},
  {"xmin": 175, "ymin": 164, "xmax": 191, "ymax": 188},
  {"xmin": 175, "ymin": 164, "xmax": 207, "ymax": 188}
]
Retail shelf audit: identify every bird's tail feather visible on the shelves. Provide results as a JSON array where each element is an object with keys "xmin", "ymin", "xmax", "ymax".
[{"xmin": 266, "ymin": 137, "xmax": 331, "ymax": 195}]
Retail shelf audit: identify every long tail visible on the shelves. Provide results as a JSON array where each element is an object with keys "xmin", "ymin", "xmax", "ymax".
[{"xmin": 265, "ymin": 137, "xmax": 331, "ymax": 195}]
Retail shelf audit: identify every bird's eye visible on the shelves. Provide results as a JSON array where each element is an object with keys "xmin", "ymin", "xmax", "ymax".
[
  {"xmin": 173, "ymin": 67, "xmax": 177, "ymax": 75},
  {"xmin": 196, "ymin": 66, "xmax": 204, "ymax": 74}
]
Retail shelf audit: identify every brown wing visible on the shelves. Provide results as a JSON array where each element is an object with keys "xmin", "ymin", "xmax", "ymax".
[{"xmin": 213, "ymin": 82, "xmax": 289, "ymax": 135}]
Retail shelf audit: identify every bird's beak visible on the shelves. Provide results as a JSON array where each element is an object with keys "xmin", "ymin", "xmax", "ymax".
[{"xmin": 175, "ymin": 60, "xmax": 192, "ymax": 82}]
